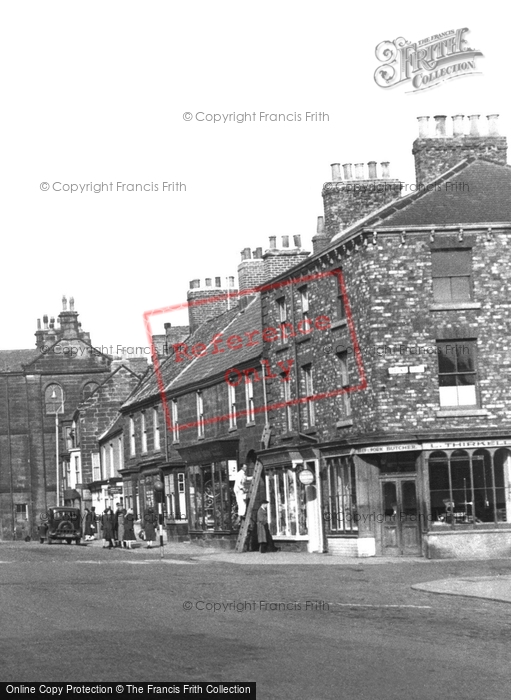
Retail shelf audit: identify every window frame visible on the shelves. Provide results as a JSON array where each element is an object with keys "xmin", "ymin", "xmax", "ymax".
[
  {"xmin": 303, "ymin": 364, "xmax": 315, "ymax": 428},
  {"xmin": 431, "ymin": 249, "xmax": 473, "ymax": 303},
  {"xmin": 437, "ymin": 339, "xmax": 479, "ymax": 408},
  {"xmin": 197, "ymin": 391, "xmax": 205, "ymax": 438},
  {"xmin": 245, "ymin": 378, "xmax": 255, "ymax": 424}
]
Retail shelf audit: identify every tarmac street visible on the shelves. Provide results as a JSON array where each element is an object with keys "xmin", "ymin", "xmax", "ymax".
[{"xmin": 0, "ymin": 541, "xmax": 510, "ymax": 699}]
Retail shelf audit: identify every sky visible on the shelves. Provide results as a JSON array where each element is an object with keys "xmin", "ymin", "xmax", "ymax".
[{"xmin": 1, "ymin": 1, "xmax": 507, "ymax": 356}]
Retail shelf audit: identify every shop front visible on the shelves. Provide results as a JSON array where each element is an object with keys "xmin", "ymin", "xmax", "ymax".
[
  {"xmin": 177, "ymin": 438, "xmax": 240, "ymax": 548},
  {"xmin": 258, "ymin": 447, "xmax": 323, "ymax": 553},
  {"xmin": 325, "ymin": 438, "xmax": 511, "ymax": 559}
]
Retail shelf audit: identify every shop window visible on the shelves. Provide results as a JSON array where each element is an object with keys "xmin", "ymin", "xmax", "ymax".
[
  {"xmin": 188, "ymin": 463, "xmax": 232, "ymax": 531},
  {"xmin": 266, "ymin": 466, "xmax": 307, "ymax": 537},
  {"xmin": 437, "ymin": 340, "xmax": 478, "ymax": 407},
  {"xmin": 428, "ymin": 448, "xmax": 510, "ymax": 526},
  {"xmin": 324, "ymin": 456, "xmax": 358, "ymax": 534},
  {"xmin": 124, "ymin": 480, "xmax": 133, "ymax": 511},
  {"xmin": 228, "ymin": 383, "xmax": 237, "ymax": 429},
  {"xmin": 432, "ymin": 249, "xmax": 472, "ymax": 302}
]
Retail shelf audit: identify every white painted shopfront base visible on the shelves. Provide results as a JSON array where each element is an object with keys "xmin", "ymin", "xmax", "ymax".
[{"xmin": 326, "ymin": 537, "xmax": 376, "ymax": 557}]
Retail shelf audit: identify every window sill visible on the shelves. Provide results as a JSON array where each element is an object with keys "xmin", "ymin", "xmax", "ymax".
[
  {"xmin": 429, "ymin": 302, "xmax": 481, "ymax": 311},
  {"xmin": 295, "ymin": 335, "xmax": 311, "ymax": 344},
  {"xmin": 435, "ymin": 408, "xmax": 488, "ymax": 417},
  {"xmin": 275, "ymin": 343, "xmax": 291, "ymax": 353},
  {"xmin": 330, "ymin": 319, "xmax": 348, "ymax": 330},
  {"xmin": 336, "ymin": 419, "xmax": 354, "ymax": 428},
  {"xmin": 245, "ymin": 422, "xmax": 256, "ymax": 428},
  {"xmin": 228, "ymin": 426, "xmax": 238, "ymax": 433},
  {"xmin": 303, "ymin": 427, "xmax": 317, "ymax": 435},
  {"xmin": 172, "ymin": 440, "xmax": 180, "ymax": 445}
]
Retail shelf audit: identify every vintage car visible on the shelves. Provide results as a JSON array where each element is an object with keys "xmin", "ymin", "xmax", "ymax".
[{"xmin": 45, "ymin": 507, "xmax": 82, "ymax": 545}]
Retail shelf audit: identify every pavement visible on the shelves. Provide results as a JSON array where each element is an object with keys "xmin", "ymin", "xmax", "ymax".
[{"xmin": 20, "ymin": 535, "xmax": 511, "ymax": 604}]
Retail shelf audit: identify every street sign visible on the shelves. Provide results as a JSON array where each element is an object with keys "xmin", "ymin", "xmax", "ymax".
[{"xmin": 298, "ymin": 469, "xmax": 314, "ymax": 485}]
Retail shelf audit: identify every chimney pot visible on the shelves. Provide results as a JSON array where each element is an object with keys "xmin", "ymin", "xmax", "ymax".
[
  {"xmin": 69, "ymin": 297, "xmax": 74, "ymax": 311},
  {"xmin": 342, "ymin": 163, "xmax": 352, "ymax": 180},
  {"xmin": 468, "ymin": 114, "xmax": 481, "ymax": 136},
  {"xmin": 380, "ymin": 161, "xmax": 390, "ymax": 178},
  {"xmin": 205, "ymin": 278, "xmax": 212, "ymax": 287},
  {"xmin": 331, "ymin": 163, "xmax": 341, "ymax": 181},
  {"xmin": 37, "ymin": 318, "xmax": 41, "ymax": 330},
  {"xmin": 190, "ymin": 279, "xmax": 200, "ymax": 289},
  {"xmin": 215, "ymin": 276, "xmax": 221, "ymax": 287},
  {"xmin": 269, "ymin": 236, "xmax": 277, "ymax": 249},
  {"xmin": 367, "ymin": 161, "xmax": 377, "ymax": 179},
  {"xmin": 452, "ymin": 114, "xmax": 465, "ymax": 137},
  {"xmin": 164, "ymin": 322, "xmax": 171, "ymax": 329},
  {"xmin": 355, "ymin": 163, "xmax": 365, "ymax": 179},
  {"xmin": 43, "ymin": 315, "xmax": 48, "ymax": 329},
  {"xmin": 417, "ymin": 116, "xmax": 430, "ymax": 138},
  {"xmin": 293, "ymin": 234, "xmax": 301, "ymax": 248},
  {"xmin": 241, "ymin": 247, "xmax": 251, "ymax": 261},
  {"xmin": 317, "ymin": 215, "xmax": 325, "ymax": 234},
  {"xmin": 434, "ymin": 115, "xmax": 447, "ymax": 137},
  {"xmin": 254, "ymin": 247, "xmax": 263, "ymax": 258},
  {"xmin": 62, "ymin": 295, "xmax": 67, "ymax": 311},
  {"xmin": 282, "ymin": 235, "xmax": 290, "ymax": 248},
  {"xmin": 229, "ymin": 276, "xmax": 235, "ymax": 287},
  {"xmin": 487, "ymin": 114, "xmax": 499, "ymax": 136}
]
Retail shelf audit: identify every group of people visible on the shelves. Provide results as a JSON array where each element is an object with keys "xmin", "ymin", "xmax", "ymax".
[{"xmin": 83, "ymin": 504, "xmax": 158, "ymax": 549}]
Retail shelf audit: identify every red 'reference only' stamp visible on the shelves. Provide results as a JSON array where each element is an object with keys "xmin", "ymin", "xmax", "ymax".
[{"xmin": 143, "ymin": 270, "xmax": 367, "ymax": 433}]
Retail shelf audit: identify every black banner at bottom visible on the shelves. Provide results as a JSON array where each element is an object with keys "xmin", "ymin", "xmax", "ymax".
[{"xmin": 3, "ymin": 683, "xmax": 256, "ymax": 697}]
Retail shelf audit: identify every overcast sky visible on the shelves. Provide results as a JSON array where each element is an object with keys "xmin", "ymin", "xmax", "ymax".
[{"xmin": 1, "ymin": 1, "xmax": 506, "ymax": 357}]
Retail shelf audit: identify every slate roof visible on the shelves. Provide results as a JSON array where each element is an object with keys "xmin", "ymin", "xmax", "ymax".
[
  {"xmin": 122, "ymin": 296, "xmax": 262, "ymax": 409},
  {"xmin": 0, "ymin": 349, "xmax": 39, "ymax": 372},
  {"xmin": 381, "ymin": 159, "xmax": 511, "ymax": 228},
  {"xmin": 328, "ymin": 158, "xmax": 511, "ymax": 249}
]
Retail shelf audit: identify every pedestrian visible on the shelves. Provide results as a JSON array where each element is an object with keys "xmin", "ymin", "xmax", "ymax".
[
  {"xmin": 234, "ymin": 464, "xmax": 249, "ymax": 525},
  {"xmin": 114, "ymin": 502, "xmax": 127, "ymax": 547},
  {"xmin": 83, "ymin": 508, "xmax": 94, "ymax": 541},
  {"xmin": 39, "ymin": 514, "xmax": 48, "ymax": 544},
  {"xmin": 257, "ymin": 501, "xmax": 280, "ymax": 553},
  {"xmin": 123, "ymin": 508, "xmax": 136, "ymax": 549},
  {"xmin": 101, "ymin": 507, "xmax": 115, "ymax": 549},
  {"xmin": 144, "ymin": 507, "xmax": 157, "ymax": 548}
]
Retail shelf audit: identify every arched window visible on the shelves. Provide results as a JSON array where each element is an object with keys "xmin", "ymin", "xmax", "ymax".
[
  {"xmin": 45, "ymin": 384, "xmax": 64, "ymax": 415},
  {"xmin": 82, "ymin": 382, "xmax": 99, "ymax": 401}
]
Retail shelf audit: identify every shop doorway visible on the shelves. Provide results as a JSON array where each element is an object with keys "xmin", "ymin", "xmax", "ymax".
[{"xmin": 380, "ymin": 478, "xmax": 421, "ymax": 556}]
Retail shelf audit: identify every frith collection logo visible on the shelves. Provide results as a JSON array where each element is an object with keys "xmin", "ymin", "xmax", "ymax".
[{"xmin": 374, "ymin": 28, "xmax": 483, "ymax": 92}]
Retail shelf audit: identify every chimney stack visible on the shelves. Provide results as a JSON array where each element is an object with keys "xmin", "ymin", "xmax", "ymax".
[
  {"xmin": 413, "ymin": 113, "xmax": 508, "ymax": 185},
  {"xmin": 469, "ymin": 114, "xmax": 481, "ymax": 137}
]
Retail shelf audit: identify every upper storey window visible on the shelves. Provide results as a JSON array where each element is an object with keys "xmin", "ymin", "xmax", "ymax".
[{"xmin": 432, "ymin": 250, "xmax": 472, "ymax": 303}]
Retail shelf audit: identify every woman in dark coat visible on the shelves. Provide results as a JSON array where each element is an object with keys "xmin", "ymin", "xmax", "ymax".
[
  {"xmin": 101, "ymin": 507, "xmax": 115, "ymax": 549},
  {"xmin": 123, "ymin": 508, "xmax": 136, "ymax": 549},
  {"xmin": 144, "ymin": 507, "xmax": 157, "ymax": 548},
  {"xmin": 83, "ymin": 508, "xmax": 94, "ymax": 540},
  {"xmin": 257, "ymin": 501, "xmax": 279, "ymax": 553}
]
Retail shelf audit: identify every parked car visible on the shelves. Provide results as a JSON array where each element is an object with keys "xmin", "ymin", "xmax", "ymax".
[{"xmin": 45, "ymin": 507, "xmax": 82, "ymax": 545}]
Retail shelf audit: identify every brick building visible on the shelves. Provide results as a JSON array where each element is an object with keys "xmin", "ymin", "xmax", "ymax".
[
  {"xmin": 256, "ymin": 113, "xmax": 511, "ymax": 558},
  {"xmin": 0, "ymin": 298, "xmax": 112, "ymax": 540}
]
